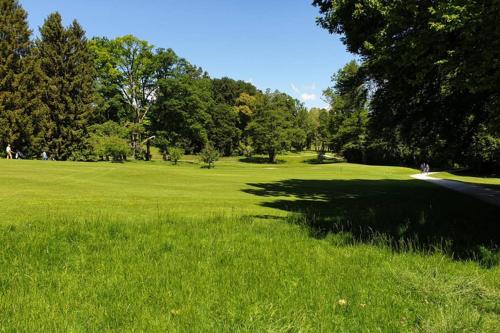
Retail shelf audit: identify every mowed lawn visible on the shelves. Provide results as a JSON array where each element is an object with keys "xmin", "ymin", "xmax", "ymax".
[{"xmin": 0, "ymin": 155, "xmax": 499, "ymax": 332}]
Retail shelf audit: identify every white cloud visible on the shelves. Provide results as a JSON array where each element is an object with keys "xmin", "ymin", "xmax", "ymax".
[
  {"xmin": 301, "ymin": 93, "xmax": 317, "ymax": 102},
  {"xmin": 291, "ymin": 82, "xmax": 318, "ymax": 102}
]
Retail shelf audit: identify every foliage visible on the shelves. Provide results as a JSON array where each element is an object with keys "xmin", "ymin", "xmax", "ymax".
[
  {"xmin": 0, "ymin": 0, "xmax": 33, "ymax": 156},
  {"xmin": 199, "ymin": 143, "xmax": 219, "ymax": 168},
  {"xmin": 150, "ymin": 75, "xmax": 212, "ymax": 153},
  {"xmin": 32, "ymin": 13, "xmax": 96, "ymax": 160},
  {"xmin": 87, "ymin": 121, "xmax": 129, "ymax": 161},
  {"xmin": 246, "ymin": 91, "xmax": 296, "ymax": 163},
  {"xmin": 207, "ymin": 103, "xmax": 240, "ymax": 156},
  {"xmin": 313, "ymin": 0, "xmax": 500, "ymax": 171},
  {"xmin": 168, "ymin": 147, "xmax": 184, "ymax": 165}
]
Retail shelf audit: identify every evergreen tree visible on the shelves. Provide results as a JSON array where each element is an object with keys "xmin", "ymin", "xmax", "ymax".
[
  {"xmin": 35, "ymin": 13, "xmax": 95, "ymax": 160},
  {"xmin": 0, "ymin": 0, "xmax": 33, "ymax": 155}
]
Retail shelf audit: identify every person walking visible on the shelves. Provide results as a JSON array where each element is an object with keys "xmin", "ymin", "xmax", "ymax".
[
  {"xmin": 424, "ymin": 163, "xmax": 430, "ymax": 175},
  {"xmin": 6, "ymin": 144, "xmax": 13, "ymax": 159},
  {"xmin": 42, "ymin": 151, "xmax": 48, "ymax": 161}
]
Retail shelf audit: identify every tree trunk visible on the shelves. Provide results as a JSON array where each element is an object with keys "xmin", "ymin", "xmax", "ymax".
[
  {"xmin": 145, "ymin": 140, "xmax": 151, "ymax": 161},
  {"xmin": 268, "ymin": 149, "xmax": 276, "ymax": 163}
]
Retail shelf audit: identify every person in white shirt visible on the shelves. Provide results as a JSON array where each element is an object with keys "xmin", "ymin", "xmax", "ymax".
[{"xmin": 6, "ymin": 144, "xmax": 13, "ymax": 159}]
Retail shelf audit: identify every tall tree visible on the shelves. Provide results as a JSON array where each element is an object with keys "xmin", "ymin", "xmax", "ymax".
[
  {"xmin": 313, "ymin": 0, "xmax": 500, "ymax": 170},
  {"xmin": 0, "ymin": 0, "xmax": 32, "ymax": 155},
  {"xmin": 35, "ymin": 13, "xmax": 95, "ymax": 160},
  {"xmin": 246, "ymin": 91, "xmax": 294, "ymax": 163},
  {"xmin": 324, "ymin": 61, "xmax": 369, "ymax": 162},
  {"xmin": 91, "ymin": 36, "xmax": 198, "ymax": 158},
  {"xmin": 150, "ymin": 74, "xmax": 212, "ymax": 153}
]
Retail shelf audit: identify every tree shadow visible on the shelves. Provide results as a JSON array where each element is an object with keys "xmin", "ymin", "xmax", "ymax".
[
  {"xmin": 303, "ymin": 157, "xmax": 343, "ymax": 165},
  {"xmin": 243, "ymin": 178, "xmax": 500, "ymax": 263},
  {"xmin": 239, "ymin": 156, "xmax": 285, "ymax": 164}
]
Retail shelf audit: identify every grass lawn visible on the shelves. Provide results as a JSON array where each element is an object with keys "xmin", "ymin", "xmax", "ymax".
[{"xmin": 0, "ymin": 154, "xmax": 499, "ymax": 331}]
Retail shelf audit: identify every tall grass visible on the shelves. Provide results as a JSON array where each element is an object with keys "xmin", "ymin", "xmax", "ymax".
[{"xmin": 1, "ymin": 212, "xmax": 498, "ymax": 332}]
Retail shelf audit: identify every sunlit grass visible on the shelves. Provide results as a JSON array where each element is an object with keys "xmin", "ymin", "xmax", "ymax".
[{"xmin": 0, "ymin": 154, "xmax": 498, "ymax": 331}]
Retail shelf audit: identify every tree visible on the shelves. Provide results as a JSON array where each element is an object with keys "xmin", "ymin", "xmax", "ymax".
[
  {"xmin": 313, "ymin": 0, "xmax": 500, "ymax": 170},
  {"xmin": 90, "ymin": 36, "xmax": 183, "ymax": 159},
  {"xmin": 200, "ymin": 143, "xmax": 219, "ymax": 169},
  {"xmin": 211, "ymin": 77, "xmax": 257, "ymax": 106},
  {"xmin": 34, "ymin": 13, "xmax": 95, "ymax": 160},
  {"xmin": 0, "ymin": 0, "xmax": 33, "ymax": 155},
  {"xmin": 246, "ymin": 91, "xmax": 294, "ymax": 163},
  {"xmin": 324, "ymin": 61, "xmax": 369, "ymax": 162},
  {"xmin": 207, "ymin": 103, "xmax": 240, "ymax": 156},
  {"xmin": 150, "ymin": 74, "xmax": 212, "ymax": 153},
  {"xmin": 169, "ymin": 147, "xmax": 184, "ymax": 165}
]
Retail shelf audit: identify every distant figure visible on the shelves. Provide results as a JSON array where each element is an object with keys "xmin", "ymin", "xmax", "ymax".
[
  {"xmin": 15, "ymin": 151, "xmax": 23, "ymax": 159},
  {"xmin": 424, "ymin": 163, "xmax": 430, "ymax": 175},
  {"xmin": 420, "ymin": 162, "xmax": 425, "ymax": 174},
  {"xmin": 6, "ymin": 144, "xmax": 13, "ymax": 159},
  {"xmin": 42, "ymin": 151, "xmax": 48, "ymax": 161}
]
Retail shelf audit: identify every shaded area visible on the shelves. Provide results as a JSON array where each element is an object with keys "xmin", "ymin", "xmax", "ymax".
[
  {"xmin": 302, "ymin": 157, "xmax": 343, "ymax": 165},
  {"xmin": 243, "ymin": 178, "xmax": 500, "ymax": 263},
  {"xmin": 239, "ymin": 156, "xmax": 285, "ymax": 164}
]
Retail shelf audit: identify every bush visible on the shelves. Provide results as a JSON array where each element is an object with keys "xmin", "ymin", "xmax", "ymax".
[
  {"xmin": 89, "ymin": 134, "xmax": 129, "ymax": 162},
  {"xmin": 238, "ymin": 142, "xmax": 254, "ymax": 158},
  {"xmin": 169, "ymin": 147, "xmax": 184, "ymax": 165},
  {"xmin": 200, "ymin": 144, "xmax": 220, "ymax": 169}
]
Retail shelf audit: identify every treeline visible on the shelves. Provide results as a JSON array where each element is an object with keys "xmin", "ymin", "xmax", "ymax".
[
  {"xmin": 314, "ymin": 0, "xmax": 500, "ymax": 173},
  {"xmin": 0, "ymin": 0, "xmax": 323, "ymax": 163}
]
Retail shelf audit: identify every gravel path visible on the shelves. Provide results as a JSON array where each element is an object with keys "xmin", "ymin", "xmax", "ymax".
[{"xmin": 411, "ymin": 173, "xmax": 500, "ymax": 208}]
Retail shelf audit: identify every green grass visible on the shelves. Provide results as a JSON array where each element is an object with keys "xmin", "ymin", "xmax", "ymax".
[{"xmin": 1, "ymin": 154, "xmax": 499, "ymax": 331}]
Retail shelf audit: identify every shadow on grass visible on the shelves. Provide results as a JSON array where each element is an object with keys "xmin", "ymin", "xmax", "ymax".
[
  {"xmin": 303, "ymin": 157, "xmax": 343, "ymax": 165},
  {"xmin": 243, "ymin": 178, "xmax": 500, "ymax": 265},
  {"xmin": 239, "ymin": 157, "xmax": 285, "ymax": 164}
]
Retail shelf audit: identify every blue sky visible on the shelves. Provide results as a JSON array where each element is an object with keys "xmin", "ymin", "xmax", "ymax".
[{"xmin": 20, "ymin": 0, "xmax": 354, "ymax": 108}]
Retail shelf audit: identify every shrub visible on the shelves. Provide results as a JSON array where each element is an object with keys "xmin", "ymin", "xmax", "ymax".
[
  {"xmin": 89, "ymin": 134, "xmax": 129, "ymax": 162},
  {"xmin": 169, "ymin": 147, "xmax": 184, "ymax": 165},
  {"xmin": 200, "ymin": 144, "xmax": 220, "ymax": 169},
  {"xmin": 238, "ymin": 142, "xmax": 254, "ymax": 157}
]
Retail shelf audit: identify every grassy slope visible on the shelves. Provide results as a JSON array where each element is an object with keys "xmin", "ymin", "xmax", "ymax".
[{"xmin": 0, "ymin": 155, "xmax": 499, "ymax": 332}]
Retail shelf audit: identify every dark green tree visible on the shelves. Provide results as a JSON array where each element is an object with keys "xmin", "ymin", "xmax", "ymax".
[
  {"xmin": 246, "ymin": 91, "xmax": 294, "ymax": 163},
  {"xmin": 324, "ymin": 61, "xmax": 369, "ymax": 162},
  {"xmin": 211, "ymin": 77, "xmax": 257, "ymax": 106},
  {"xmin": 150, "ymin": 75, "xmax": 212, "ymax": 153},
  {"xmin": 34, "ymin": 13, "xmax": 95, "ymax": 160},
  {"xmin": 314, "ymin": 0, "xmax": 500, "ymax": 170},
  {"xmin": 0, "ymin": 0, "xmax": 33, "ymax": 156},
  {"xmin": 207, "ymin": 103, "xmax": 240, "ymax": 156}
]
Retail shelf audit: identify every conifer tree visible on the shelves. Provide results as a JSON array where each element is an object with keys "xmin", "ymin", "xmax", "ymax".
[
  {"xmin": 35, "ymin": 13, "xmax": 95, "ymax": 160},
  {"xmin": 0, "ymin": 0, "xmax": 33, "ymax": 155}
]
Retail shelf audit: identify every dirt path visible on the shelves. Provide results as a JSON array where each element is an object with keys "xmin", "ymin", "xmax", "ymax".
[{"xmin": 411, "ymin": 173, "xmax": 500, "ymax": 208}]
